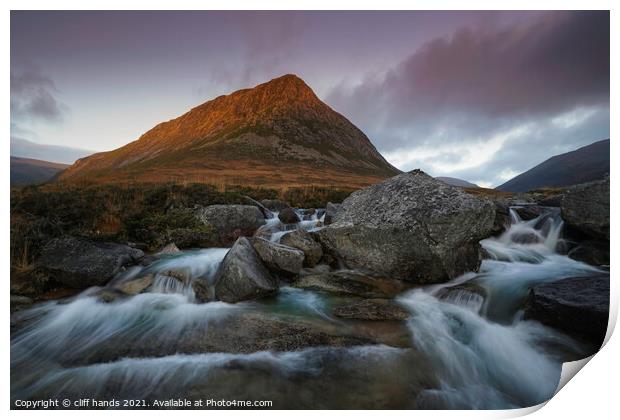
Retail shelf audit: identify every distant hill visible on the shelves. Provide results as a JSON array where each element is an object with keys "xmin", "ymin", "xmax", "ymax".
[
  {"xmin": 436, "ymin": 176, "xmax": 479, "ymax": 188},
  {"xmin": 58, "ymin": 74, "xmax": 399, "ymax": 188},
  {"xmin": 496, "ymin": 139, "xmax": 610, "ymax": 192},
  {"xmin": 11, "ymin": 137, "xmax": 94, "ymax": 165},
  {"xmin": 11, "ymin": 156, "xmax": 69, "ymax": 186}
]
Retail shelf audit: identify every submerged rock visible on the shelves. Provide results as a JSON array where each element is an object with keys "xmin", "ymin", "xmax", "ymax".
[
  {"xmin": 211, "ymin": 237, "xmax": 278, "ymax": 303},
  {"xmin": 561, "ymin": 177, "xmax": 610, "ymax": 241},
  {"xmin": 157, "ymin": 243, "xmax": 182, "ymax": 255},
  {"xmin": 333, "ymin": 299, "xmax": 410, "ymax": 321},
  {"xmin": 90, "ymin": 288, "xmax": 130, "ymax": 303},
  {"xmin": 278, "ymin": 207, "xmax": 300, "ymax": 224},
  {"xmin": 302, "ymin": 208, "xmax": 317, "ymax": 220},
  {"xmin": 524, "ymin": 275, "xmax": 609, "ymax": 346},
  {"xmin": 315, "ymin": 172, "xmax": 495, "ymax": 283},
  {"xmin": 510, "ymin": 231, "xmax": 543, "ymax": 245},
  {"xmin": 66, "ymin": 311, "xmax": 382, "ymax": 366},
  {"xmin": 249, "ymin": 237, "xmax": 305, "ymax": 276},
  {"xmin": 280, "ymin": 229, "xmax": 323, "ymax": 267},
  {"xmin": 114, "ymin": 274, "xmax": 154, "ymax": 295},
  {"xmin": 293, "ymin": 270, "xmax": 409, "ymax": 298},
  {"xmin": 195, "ymin": 205, "xmax": 265, "ymax": 246},
  {"xmin": 36, "ymin": 236, "xmax": 144, "ymax": 289},
  {"xmin": 162, "ymin": 270, "xmax": 190, "ymax": 284}
]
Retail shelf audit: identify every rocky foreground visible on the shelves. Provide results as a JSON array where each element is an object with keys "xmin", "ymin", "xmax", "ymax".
[
  {"xmin": 10, "ymin": 172, "xmax": 610, "ymax": 409},
  {"xmin": 12, "ymin": 172, "xmax": 610, "ymax": 351}
]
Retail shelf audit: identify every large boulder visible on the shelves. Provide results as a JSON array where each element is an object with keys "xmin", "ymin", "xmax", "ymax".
[
  {"xmin": 293, "ymin": 270, "xmax": 410, "ymax": 298},
  {"xmin": 280, "ymin": 229, "xmax": 323, "ymax": 267},
  {"xmin": 567, "ymin": 240, "xmax": 610, "ymax": 266},
  {"xmin": 211, "ymin": 237, "xmax": 278, "ymax": 303},
  {"xmin": 249, "ymin": 237, "xmax": 305, "ymax": 276},
  {"xmin": 36, "ymin": 236, "xmax": 144, "ymax": 289},
  {"xmin": 490, "ymin": 201, "xmax": 512, "ymax": 236},
  {"xmin": 324, "ymin": 202, "xmax": 342, "ymax": 225},
  {"xmin": 524, "ymin": 275, "xmax": 609, "ymax": 346},
  {"xmin": 278, "ymin": 207, "xmax": 300, "ymax": 224},
  {"xmin": 315, "ymin": 172, "xmax": 496, "ymax": 283},
  {"xmin": 195, "ymin": 205, "xmax": 265, "ymax": 246},
  {"xmin": 561, "ymin": 178, "xmax": 610, "ymax": 241}
]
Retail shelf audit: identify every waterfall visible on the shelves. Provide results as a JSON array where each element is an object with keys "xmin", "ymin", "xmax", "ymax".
[
  {"xmin": 395, "ymin": 207, "xmax": 599, "ymax": 408},
  {"xmin": 10, "ymin": 205, "xmax": 605, "ymax": 409}
]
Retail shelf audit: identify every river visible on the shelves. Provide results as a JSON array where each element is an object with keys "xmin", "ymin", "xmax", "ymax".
[{"xmin": 10, "ymin": 207, "xmax": 604, "ymax": 409}]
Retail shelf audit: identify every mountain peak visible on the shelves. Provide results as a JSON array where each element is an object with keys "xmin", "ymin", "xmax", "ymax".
[
  {"xmin": 243, "ymin": 73, "xmax": 320, "ymax": 105},
  {"xmin": 59, "ymin": 75, "xmax": 398, "ymax": 187},
  {"xmin": 265, "ymin": 73, "xmax": 307, "ymax": 86}
]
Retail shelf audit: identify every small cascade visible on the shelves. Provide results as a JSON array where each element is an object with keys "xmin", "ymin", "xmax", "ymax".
[
  {"xmin": 267, "ymin": 208, "xmax": 325, "ymax": 243},
  {"xmin": 509, "ymin": 208, "xmax": 522, "ymax": 224},
  {"xmin": 150, "ymin": 274, "xmax": 197, "ymax": 298},
  {"xmin": 114, "ymin": 248, "xmax": 230, "ymax": 300},
  {"xmin": 9, "ymin": 203, "xmax": 605, "ymax": 409},
  {"xmin": 399, "ymin": 291, "xmax": 580, "ymax": 409},
  {"xmin": 437, "ymin": 288, "xmax": 485, "ymax": 314}
]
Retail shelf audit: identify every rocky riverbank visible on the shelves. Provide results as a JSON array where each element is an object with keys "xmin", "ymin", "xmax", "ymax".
[{"xmin": 10, "ymin": 172, "xmax": 610, "ymax": 409}]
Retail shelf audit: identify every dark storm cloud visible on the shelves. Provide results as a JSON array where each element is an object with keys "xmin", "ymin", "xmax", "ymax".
[
  {"xmin": 326, "ymin": 11, "xmax": 609, "ymax": 186},
  {"xmin": 11, "ymin": 67, "xmax": 68, "ymax": 123}
]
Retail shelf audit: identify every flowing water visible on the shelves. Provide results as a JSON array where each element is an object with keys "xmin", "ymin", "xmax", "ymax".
[{"xmin": 10, "ymin": 206, "xmax": 605, "ymax": 409}]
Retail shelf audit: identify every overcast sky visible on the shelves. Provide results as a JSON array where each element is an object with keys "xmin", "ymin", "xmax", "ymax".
[{"xmin": 11, "ymin": 10, "xmax": 609, "ymax": 187}]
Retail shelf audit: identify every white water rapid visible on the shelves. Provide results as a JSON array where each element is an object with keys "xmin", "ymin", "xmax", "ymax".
[{"xmin": 11, "ymin": 205, "xmax": 605, "ymax": 409}]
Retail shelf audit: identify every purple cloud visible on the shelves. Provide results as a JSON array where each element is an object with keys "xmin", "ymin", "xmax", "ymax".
[{"xmin": 11, "ymin": 67, "xmax": 67, "ymax": 123}]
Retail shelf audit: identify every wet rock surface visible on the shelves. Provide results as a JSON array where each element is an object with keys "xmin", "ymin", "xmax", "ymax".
[
  {"xmin": 114, "ymin": 274, "xmax": 154, "ymax": 295},
  {"xmin": 277, "ymin": 207, "xmax": 301, "ymax": 224},
  {"xmin": 36, "ymin": 236, "xmax": 144, "ymax": 289},
  {"xmin": 293, "ymin": 270, "xmax": 410, "ymax": 298},
  {"xmin": 513, "ymin": 206, "xmax": 545, "ymax": 221},
  {"xmin": 333, "ymin": 299, "xmax": 410, "ymax": 321},
  {"xmin": 58, "ymin": 311, "xmax": 381, "ymax": 366},
  {"xmin": 524, "ymin": 274, "xmax": 609, "ymax": 346}
]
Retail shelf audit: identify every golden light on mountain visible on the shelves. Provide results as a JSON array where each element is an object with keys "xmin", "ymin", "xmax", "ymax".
[{"xmin": 59, "ymin": 74, "xmax": 399, "ymax": 188}]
